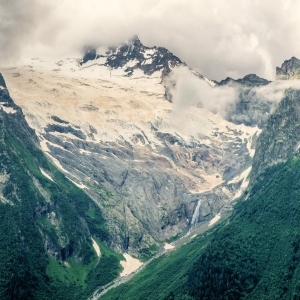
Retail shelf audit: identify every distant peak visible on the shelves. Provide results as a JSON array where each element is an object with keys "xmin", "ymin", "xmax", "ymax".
[
  {"xmin": 80, "ymin": 36, "xmax": 182, "ymax": 78},
  {"xmin": 276, "ymin": 56, "xmax": 300, "ymax": 80},
  {"xmin": 289, "ymin": 56, "xmax": 300, "ymax": 62},
  {"xmin": 0, "ymin": 74, "xmax": 6, "ymax": 89},
  {"xmin": 218, "ymin": 73, "xmax": 270, "ymax": 87}
]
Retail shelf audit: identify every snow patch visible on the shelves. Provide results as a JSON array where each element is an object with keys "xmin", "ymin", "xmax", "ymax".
[
  {"xmin": 204, "ymin": 77, "xmax": 216, "ymax": 87},
  {"xmin": 124, "ymin": 59, "xmax": 139, "ymax": 68},
  {"xmin": 209, "ymin": 213, "xmax": 221, "ymax": 227},
  {"xmin": 66, "ymin": 177, "xmax": 87, "ymax": 189},
  {"xmin": 120, "ymin": 253, "xmax": 143, "ymax": 277},
  {"xmin": 231, "ymin": 167, "xmax": 252, "ymax": 200},
  {"xmin": 91, "ymin": 238, "xmax": 101, "ymax": 258},
  {"xmin": 144, "ymin": 49, "xmax": 155, "ymax": 56},
  {"xmin": 1, "ymin": 106, "xmax": 16, "ymax": 114},
  {"xmin": 164, "ymin": 243, "xmax": 175, "ymax": 250},
  {"xmin": 40, "ymin": 168, "xmax": 54, "ymax": 182}
]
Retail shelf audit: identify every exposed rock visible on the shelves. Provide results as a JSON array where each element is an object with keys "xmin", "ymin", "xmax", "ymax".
[
  {"xmin": 276, "ymin": 57, "xmax": 300, "ymax": 80},
  {"xmin": 0, "ymin": 74, "xmax": 6, "ymax": 89},
  {"xmin": 251, "ymin": 88, "xmax": 300, "ymax": 183},
  {"xmin": 2, "ymin": 51, "xmax": 261, "ymax": 257},
  {"xmin": 218, "ymin": 74, "xmax": 275, "ymax": 128},
  {"xmin": 81, "ymin": 35, "xmax": 182, "ymax": 79}
]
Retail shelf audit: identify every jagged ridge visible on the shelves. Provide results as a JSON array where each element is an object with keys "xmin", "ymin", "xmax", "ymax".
[
  {"xmin": 276, "ymin": 56, "xmax": 300, "ymax": 80},
  {"xmin": 81, "ymin": 35, "xmax": 182, "ymax": 78}
]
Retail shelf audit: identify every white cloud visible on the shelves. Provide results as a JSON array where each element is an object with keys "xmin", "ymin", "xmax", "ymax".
[
  {"xmin": 165, "ymin": 66, "xmax": 237, "ymax": 116},
  {"xmin": 164, "ymin": 67, "xmax": 300, "ymax": 129},
  {"xmin": 253, "ymin": 80, "xmax": 300, "ymax": 103},
  {"xmin": 1, "ymin": 0, "xmax": 300, "ymax": 80}
]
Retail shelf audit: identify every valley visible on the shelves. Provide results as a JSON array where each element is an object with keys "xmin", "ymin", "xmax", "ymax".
[{"xmin": 0, "ymin": 36, "xmax": 299, "ymax": 299}]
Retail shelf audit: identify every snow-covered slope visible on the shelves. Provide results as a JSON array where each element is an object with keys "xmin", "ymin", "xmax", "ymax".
[{"xmin": 2, "ymin": 39, "xmax": 260, "ymax": 256}]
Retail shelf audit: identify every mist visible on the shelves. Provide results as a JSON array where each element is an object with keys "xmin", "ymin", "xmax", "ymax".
[
  {"xmin": 1, "ymin": 0, "xmax": 300, "ymax": 80},
  {"xmin": 165, "ymin": 66, "xmax": 300, "ymax": 127},
  {"xmin": 165, "ymin": 67, "xmax": 237, "ymax": 117}
]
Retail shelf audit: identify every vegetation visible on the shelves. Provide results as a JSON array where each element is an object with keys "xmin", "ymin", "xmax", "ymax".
[
  {"xmin": 0, "ymin": 90, "xmax": 122, "ymax": 299},
  {"xmin": 102, "ymin": 158, "xmax": 300, "ymax": 299}
]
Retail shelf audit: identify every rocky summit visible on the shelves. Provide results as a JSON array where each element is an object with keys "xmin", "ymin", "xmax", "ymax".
[
  {"xmin": 81, "ymin": 35, "xmax": 183, "ymax": 79},
  {"xmin": 276, "ymin": 56, "xmax": 300, "ymax": 80}
]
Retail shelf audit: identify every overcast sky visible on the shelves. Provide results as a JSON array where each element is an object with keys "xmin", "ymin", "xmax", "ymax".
[{"xmin": 1, "ymin": 0, "xmax": 300, "ymax": 80}]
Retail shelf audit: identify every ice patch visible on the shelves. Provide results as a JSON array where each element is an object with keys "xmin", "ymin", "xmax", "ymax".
[
  {"xmin": 124, "ymin": 59, "xmax": 139, "ymax": 68},
  {"xmin": 120, "ymin": 253, "xmax": 143, "ymax": 277},
  {"xmin": 91, "ymin": 238, "xmax": 101, "ymax": 258},
  {"xmin": 164, "ymin": 243, "xmax": 175, "ymax": 250},
  {"xmin": 1, "ymin": 106, "xmax": 16, "ymax": 114},
  {"xmin": 209, "ymin": 213, "xmax": 221, "ymax": 227},
  {"xmin": 143, "ymin": 58, "xmax": 153, "ymax": 65},
  {"xmin": 40, "ymin": 168, "xmax": 54, "ymax": 182},
  {"xmin": 144, "ymin": 49, "xmax": 155, "ymax": 56}
]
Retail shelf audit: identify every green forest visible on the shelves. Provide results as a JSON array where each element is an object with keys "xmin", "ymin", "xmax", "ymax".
[
  {"xmin": 0, "ymin": 89, "xmax": 122, "ymax": 299},
  {"xmin": 102, "ymin": 158, "xmax": 300, "ymax": 299}
]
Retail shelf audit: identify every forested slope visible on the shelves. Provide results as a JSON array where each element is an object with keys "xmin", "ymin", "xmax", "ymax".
[{"xmin": 0, "ymin": 80, "xmax": 122, "ymax": 299}]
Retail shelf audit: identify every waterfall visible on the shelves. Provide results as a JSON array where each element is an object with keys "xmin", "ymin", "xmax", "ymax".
[{"xmin": 191, "ymin": 199, "xmax": 201, "ymax": 228}]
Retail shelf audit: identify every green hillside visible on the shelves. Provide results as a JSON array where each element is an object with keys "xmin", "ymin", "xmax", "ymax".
[
  {"xmin": 0, "ymin": 86, "xmax": 122, "ymax": 299},
  {"xmin": 102, "ymin": 158, "xmax": 300, "ymax": 299}
]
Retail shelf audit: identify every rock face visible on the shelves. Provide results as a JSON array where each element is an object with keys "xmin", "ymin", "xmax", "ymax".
[
  {"xmin": 276, "ymin": 57, "xmax": 300, "ymax": 80},
  {"xmin": 81, "ymin": 35, "xmax": 182, "ymax": 79},
  {"xmin": 0, "ymin": 74, "xmax": 6, "ymax": 89},
  {"xmin": 218, "ymin": 74, "xmax": 275, "ymax": 128},
  {"xmin": 251, "ymin": 88, "xmax": 300, "ymax": 183},
  {"xmin": 0, "ymin": 77, "xmax": 117, "ymax": 298},
  {"xmin": 2, "ymin": 38, "xmax": 265, "ymax": 257},
  {"xmin": 251, "ymin": 57, "xmax": 300, "ymax": 182}
]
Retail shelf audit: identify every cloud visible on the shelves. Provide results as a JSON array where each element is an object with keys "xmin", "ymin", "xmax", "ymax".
[
  {"xmin": 165, "ymin": 66, "xmax": 300, "ymax": 129},
  {"xmin": 165, "ymin": 66, "xmax": 237, "ymax": 116},
  {"xmin": 0, "ymin": 0, "xmax": 57, "ymax": 65},
  {"xmin": 1, "ymin": 0, "xmax": 300, "ymax": 80},
  {"xmin": 253, "ymin": 80, "xmax": 300, "ymax": 103}
]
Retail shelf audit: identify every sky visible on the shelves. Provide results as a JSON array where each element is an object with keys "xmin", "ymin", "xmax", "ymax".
[{"xmin": 1, "ymin": 0, "xmax": 300, "ymax": 81}]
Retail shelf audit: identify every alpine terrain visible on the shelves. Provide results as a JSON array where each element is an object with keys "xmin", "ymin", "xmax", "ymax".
[
  {"xmin": 0, "ymin": 36, "xmax": 299, "ymax": 299},
  {"xmin": 2, "ymin": 36, "xmax": 266, "ymax": 257}
]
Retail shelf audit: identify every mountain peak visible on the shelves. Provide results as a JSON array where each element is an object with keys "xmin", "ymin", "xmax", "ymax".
[
  {"xmin": 80, "ymin": 36, "xmax": 182, "ymax": 78},
  {"xmin": 0, "ymin": 74, "xmax": 7, "ymax": 89},
  {"xmin": 218, "ymin": 73, "xmax": 270, "ymax": 87},
  {"xmin": 276, "ymin": 56, "xmax": 300, "ymax": 80}
]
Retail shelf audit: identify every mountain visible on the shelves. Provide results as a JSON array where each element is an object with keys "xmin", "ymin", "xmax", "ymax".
[
  {"xmin": 2, "ymin": 37, "xmax": 264, "ymax": 259},
  {"xmin": 0, "ymin": 78, "xmax": 123, "ymax": 299},
  {"xmin": 102, "ymin": 157, "xmax": 300, "ymax": 300},
  {"xmin": 217, "ymin": 73, "xmax": 275, "ymax": 128},
  {"xmin": 81, "ymin": 35, "xmax": 183, "ymax": 79},
  {"xmin": 276, "ymin": 57, "xmax": 300, "ymax": 80},
  {"xmin": 218, "ymin": 73, "xmax": 271, "ymax": 87},
  {"xmin": 2, "ymin": 37, "xmax": 299, "ymax": 299},
  {"xmin": 99, "ymin": 60, "xmax": 300, "ymax": 300},
  {"xmin": 252, "ymin": 88, "xmax": 300, "ymax": 183},
  {"xmin": 253, "ymin": 57, "xmax": 300, "ymax": 182}
]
